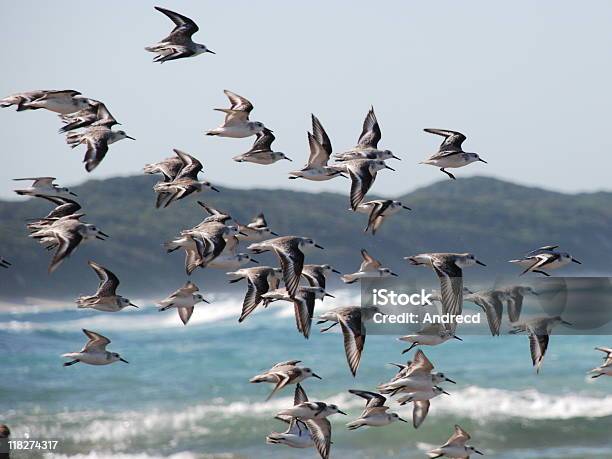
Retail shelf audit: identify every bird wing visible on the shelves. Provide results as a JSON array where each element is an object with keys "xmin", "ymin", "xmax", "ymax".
[
  {"xmin": 432, "ymin": 259, "xmax": 464, "ymax": 324},
  {"xmin": 49, "ymin": 230, "xmax": 83, "ymax": 273},
  {"xmin": 348, "ymin": 389, "xmax": 387, "ymax": 411},
  {"xmin": 82, "ymin": 329, "xmax": 111, "ymax": 352},
  {"xmin": 506, "ymin": 289, "xmax": 524, "ymax": 323},
  {"xmin": 249, "ymin": 128, "xmax": 275, "ymax": 152},
  {"xmin": 238, "ymin": 272, "xmax": 269, "ymax": 322},
  {"xmin": 83, "ymin": 134, "xmax": 109, "ymax": 173},
  {"xmin": 473, "ymin": 291, "xmax": 503, "ymax": 336},
  {"xmin": 521, "ymin": 253, "xmax": 558, "ymax": 275},
  {"xmin": 174, "ymin": 149, "xmax": 203, "ymax": 180},
  {"xmin": 405, "ymin": 349, "xmax": 435, "ymax": 376},
  {"xmin": 304, "ymin": 418, "xmax": 331, "ymax": 459},
  {"xmin": 249, "ymin": 213, "xmax": 268, "ymax": 229},
  {"xmin": 155, "ymin": 6, "xmax": 199, "ymax": 43},
  {"xmin": 413, "ymin": 400, "xmax": 430, "ymax": 429},
  {"xmin": 348, "ymin": 164, "xmax": 375, "ymax": 210},
  {"xmin": 302, "ymin": 266, "xmax": 326, "ymax": 289},
  {"xmin": 311, "ymin": 114, "xmax": 332, "ymax": 157},
  {"xmin": 294, "ymin": 383, "xmax": 309, "ymax": 404},
  {"xmin": 266, "ymin": 372, "xmax": 292, "ymax": 401},
  {"xmin": 359, "ymin": 249, "xmax": 381, "ymax": 270},
  {"xmin": 14, "ymin": 176, "xmax": 56, "ymax": 186},
  {"xmin": 275, "ymin": 243, "xmax": 304, "ymax": 298},
  {"xmin": 293, "ymin": 291, "xmax": 315, "ymax": 338},
  {"xmin": 443, "ymin": 424, "xmax": 471, "ymax": 447},
  {"xmin": 88, "ymin": 261, "xmax": 120, "ymax": 297},
  {"xmin": 223, "ymin": 90, "xmax": 254, "ymax": 113},
  {"xmin": 424, "ymin": 128, "xmax": 467, "ymax": 152},
  {"xmin": 307, "ymin": 132, "xmax": 331, "ymax": 167},
  {"xmin": 357, "ymin": 107, "xmax": 381, "ymax": 149},
  {"xmin": 339, "ymin": 311, "xmax": 364, "ymax": 376},
  {"xmin": 178, "ymin": 307, "xmax": 194, "ymax": 325},
  {"xmin": 528, "ymin": 331, "xmax": 549, "ymax": 372}
]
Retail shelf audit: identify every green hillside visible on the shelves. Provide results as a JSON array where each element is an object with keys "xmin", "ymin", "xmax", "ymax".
[{"xmin": 0, "ymin": 175, "xmax": 609, "ymax": 298}]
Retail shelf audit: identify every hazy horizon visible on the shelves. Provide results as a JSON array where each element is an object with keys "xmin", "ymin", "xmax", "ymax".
[{"xmin": 2, "ymin": 1, "xmax": 612, "ymax": 200}]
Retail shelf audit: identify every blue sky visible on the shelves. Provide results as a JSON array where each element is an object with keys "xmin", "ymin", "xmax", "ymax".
[{"xmin": 1, "ymin": 0, "xmax": 611, "ymax": 199}]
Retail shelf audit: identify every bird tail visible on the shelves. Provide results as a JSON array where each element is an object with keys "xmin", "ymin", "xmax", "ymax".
[{"xmin": 340, "ymin": 274, "xmax": 357, "ymax": 284}]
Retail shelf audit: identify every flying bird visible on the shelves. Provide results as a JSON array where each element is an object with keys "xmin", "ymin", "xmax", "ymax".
[
  {"xmin": 427, "ymin": 425, "xmax": 484, "ymax": 458},
  {"xmin": 13, "ymin": 177, "xmax": 77, "ymax": 201},
  {"xmin": 62, "ymin": 329, "xmax": 128, "ymax": 367},
  {"xmin": 333, "ymin": 159, "xmax": 395, "ymax": 210},
  {"xmin": 227, "ymin": 266, "xmax": 282, "ymax": 322},
  {"xmin": 157, "ymin": 281, "xmax": 209, "ymax": 325},
  {"xmin": 233, "ymin": 128, "xmax": 292, "ymax": 164},
  {"xmin": 146, "ymin": 6, "xmax": 215, "ymax": 62},
  {"xmin": 346, "ymin": 390, "xmax": 407, "ymax": 430},
  {"xmin": 356, "ymin": 199, "xmax": 411, "ymax": 235},
  {"xmin": 341, "ymin": 249, "xmax": 398, "ymax": 284},
  {"xmin": 509, "ymin": 245, "xmax": 581, "ymax": 276},
  {"xmin": 66, "ymin": 125, "xmax": 135, "ymax": 172},
  {"xmin": 250, "ymin": 360, "xmax": 322, "ymax": 400},
  {"xmin": 76, "ymin": 261, "xmax": 138, "ymax": 312},
  {"xmin": 206, "ymin": 90, "xmax": 265, "ymax": 138},
  {"xmin": 420, "ymin": 129, "xmax": 486, "ymax": 180}
]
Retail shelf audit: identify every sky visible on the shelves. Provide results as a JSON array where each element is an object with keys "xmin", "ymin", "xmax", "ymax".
[{"xmin": 1, "ymin": 0, "xmax": 612, "ymax": 200}]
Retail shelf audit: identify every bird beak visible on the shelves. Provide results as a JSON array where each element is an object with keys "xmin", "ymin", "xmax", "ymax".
[
  {"xmin": 126, "ymin": 136, "xmax": 136, "ymax": 140},
  {"xmin": 95, "ymin": 235, "xmax": 106, "ymax": 240},
  {"xmin": 206, "ymin": 49, "xmax": 216, "ymax": 54},
  {"xmin": 129, "ymin": 303, "xmax": 139, "ymax": 308},
  {"xmin": 441, "ymin": 389, "xmax": 450, "ymax": 395},
  {"xmin": 202, "ymin": 298, "xmax": 211, "ymax": 304},
  {"xmin": 337, "ymin": 410, "xmax": 348, "ymax": 415},
  {"xmin": 445, "ymin": 377, "xmax": 456, "ymax": 384},
  {"xmin": 562, "ymin": 320, "xmax": 573, "ymax": 326},
  {"xmin": 238, "ymin": 231, "xmax": 249, "ymax": 236},
  {"xmin": 284, "ymin": 157, "xmax": 293, "ymax": 161},
  {"xmin": 453, "ymin": 335, "xmax": 463, "ymax": 341},
  {"xmin": 99, "ymin": 231, "xmax": 110, "ymax": 237},
  {"xmin": 385, "ymin": 165, "xmax": 396, "ymax": 171},
  {"xmin": 312, "ymin": 373, "xmax": 322, "ymax": 379},
  {"xmin": 391, "ymin": 272, "xmax": 399, "ymax": 277},
  {"xmin": 398, "ymin": 417, "xmax": 408, "ymax": 422},
  {"xmin": 478, "ymin": 158, "xmax": 487, "ymax": 163},
  {"xmin": 211, "ymin": 186, "xmax": 220, "ymax": 192},
  {"xmin": 270, "ymin": 231, "xmax": 279, "ymax": 236},
  {"xmin": 69, "ymin": 191, "xmax": 78, "ymax": 196},
  {"xmin": 314, "ymin": 244, "xmax": 324, "ymax": 249},
  {"xmin": 572, "ymin": 258, "xmax": 582, "ymax": 264},
  {"xmin": 250, "ymin": 258, "xmax": 259, "ymax": 264},
  {"xmin": 474, "ymin": 450, "xmax": 484, "ymax": 455},
  {"xmin": 402, "ymin": 205, "xmax": 412, "ymax": 210},
  {"xmin": 476, "ymin": 260, "xmax": 487, "ymax": 266},
  {"xmin": 392, "ymin": 154, "xmax": 401, "ymax": 160},
  {"xmin": 120, "ymin": 358, "xmax": 129, "ymax": 364},
  {"xmin": 332, "ymin": 268, "xmax": 341, "ymax": 274},
  {"xmin": 324, "ymin": 293, "xmax": 335, "ymax": 298}
]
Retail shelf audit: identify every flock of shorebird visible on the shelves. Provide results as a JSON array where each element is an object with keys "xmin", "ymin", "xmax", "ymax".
[{"xmin": 1, "ymin": 6, "xmax": 610, "ymax": 459}]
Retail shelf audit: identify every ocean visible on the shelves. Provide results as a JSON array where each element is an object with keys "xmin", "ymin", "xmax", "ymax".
[{"xmin": 1, "ymin": 290, "xmax": 611, "ymax": 459}]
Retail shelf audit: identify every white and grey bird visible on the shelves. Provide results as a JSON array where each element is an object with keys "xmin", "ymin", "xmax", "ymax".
[
  {"xmin": 464, "ymin": 288, "xmax": 507, "ymax": 336},
  {"xmin": 233, "ymin": 128, "xmax": 292, "ymax": 164},
  {"xmin": 0, "ymin": 258, "xmax": 11, "ymax": 269},
  {"xmin": 301, "ymin": 264, "xmax": 341, "ymax": 290},
  {"xmin": 317, "ymin": 306, "xmax": 376, "ymax": 376},
  {"xmin": 206, "ymin": 90, "xmax": 265, "ymax": 138},
  {"xmin": 500, "ymin": 285, "xmax": 538, "ymax": 322},
  {"xmin": 266, "ymin": 385, "xmax": 314, "ymax": 450},
  {"xmin": 59, "ymin": 100, "xmax": 119, "ymax": 133},
  {"xmin": 262, "ymin": 286, "xmax": 334, "ymax": 339},
  {"xmin": 62, "ymin": 329, "xmax": 128, "ymax": 367},
  {"xmin": 333, "ymin": 159, "xmax": 395, "ymax": 210},
  {"xmin": 153, "ymin": 149, "xmax": 219, "ymax": 208},
  {"xmin": 420, "ymin": 128, "xmax": 487, "ymax": 180},
  {"xmin": 2, "ymin": 90, "xmax": 91, "ymax": 114},
  {"xmin": 250, "ymin": 360, "xmax": 322, "ymax": 400},
  {"xmin": 146, "ymin": 6, "xmax": 214, "ymax": 62},
  {"xmin": 405, "ymin": 253, "xmax": 486, "ymax": 331},
  {"xmin": 510, "ymin": 315, "xmax": 572, "ymax": 373},
  {"xmin": 13, "ymin": 177, "xmax": 78, "ymax": 201},
  {"xmin": 341, "ymin": 249, "xmax": 398, "ymax": 284},
  {"xmin": 396, "ymin": 386, "xmax": 449, "ymax": 429},
  {"xmin": 378, "ymin": 350, "xmax": 455, "ymax": 394},
  {"xmin": 356, "ymin": 199, "xmax": 411, "ymax": 235},
  {"xmin": 76, "ymin": 261, "xmax": 138, "ymax": 312},
  {"xmin": 157, "ymin": 280, "xmax": 209, "ymax": 325},
  {"xmin": 235, "ymin": 212, "xmax": 279, "ymax": 241},
  {"xmin": 589, "ymin": 347, "xmax": 612, "ymax": 379},
  {"xmin": 509, "ymin": 245, "xmax": 582, "ymax": 276},
  {"xmin": 289, "ymin": 115, "xmax": 346, "ymax": 181},
  {"xmin": 227, "ymin": 266, "xmax": 282, "ymax": 322},
  {"xmin": 346, "ymin": 389, "xmax": 407, "ymax": 430},
  {"xmin": 29, "ymin": 196, "xmax": 81, "ymax": 226},
  {"xmin": 398, "ymin": 323, "xmax": 463, "ymax": 354},
  {"xmin": 427, "ymin": 425, "xmax": 484, "ymax": 458},
  {"xmin": 29, "ymin": 214, "xmax": 108, "ymax": 273},
  {"xmin": 333, "ymin": 107, "xmax": 401, "ymax": 162},
  {"xmin": 248, "ymin": 236, "xmax": 324, "ymax": 298},
  {"xmin": 66, "ymin": 125, "xmax": 135, "ymax": 172},
  {"xmin": 205, "ymin": 233, "xmax": 258, "ymax": 270}
]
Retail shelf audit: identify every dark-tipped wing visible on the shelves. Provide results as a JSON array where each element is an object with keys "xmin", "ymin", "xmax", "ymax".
[
  {"xmin": 249, "ymin": 128, "xmax": 275, "ymax": 152},
  {"xmin": 224, "ymin": 90, "xmax": 254, "ymax": 113},
  {"xmin": 275, "ymin": 244, "xmax": 304, "ymax": 298},
  {"xmin": 174, "ymin": 149, "xmax": 203, "ymax": 180},
  {"xmin": 294, "ymin": 383, "xmax": 309, "ymax": 404},
  {"xmin": 155, "ymin": 6, "xmax": 199, "ymax": 43},
  {"xmin": 357, "ymin": 107, "xmax": 381, "ymax": 149},
  {"xmin": 82, "ymin": 329, "xmax": 111, "ymax": 352},
  {"xmin": 529, "ymin": 332, "xmax": 549, "ymax": 372},
  {"xmin": 348, "ymin": 164, "xmax": 375, "ymax": 210},
  {"xmin": 359, "ymin": 249, "xmax": 381, "ymax": 270},
  {"xmin": 443, "ymin": 424, "xmax": 471, "ymax": 447},
  {"xmin": 302, "ymin": 266, "xmax": 326, "ymax": 289},
  {"xmin": 339, "ymin": 310, "xmax": 364, "ymax": 376},
  {"xmin": 348, "ymin": 389, "xmax": 386, "ymax": 410},
  {"xmin": 88, "ymin": 261, "xmax": 120, "ymax": 297},
  {"xmin": 83, "ymin": 136, "xmax": 109, "ymax": 173},
  {"xmin": 304, "ymin": 418, "xmax": 331, "ymax": 459},
  {"xmin": 413, "ymin": 400, "xmax": 430, "ymax": 429},
  {"xmin": 311, "ymin": 114, "xmax": 332, "ymax": 156},
  {"xmin": 506, "ymin": 290, "xmax": 524, "ymax": 323},
  {"xmin": 307, "ymin": 132, "xmax": 331, "ymax": 167},
  {"xmin": 424, "ymin": 128, "xmax": 467, "ymax": 152},
  {"xmin": 432, "ymin": 259, "xmax": 463, "ymax": 330},
  {"xmin": 49, "ymin": 231, "xmax": 83, "ymax": 273},
  {"xmin": 293, "ymin": 291, "xmax": 315, "ymax": 338},
  {"xmin": 473, "ymin": 292, "xmax": 503, "ymax": 336}
]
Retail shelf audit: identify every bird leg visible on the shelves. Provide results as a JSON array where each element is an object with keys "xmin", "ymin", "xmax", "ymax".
[
  {"xmin": 63, "ymin": 360, "xmax": 79, "ymax": 367},
  {"xmin": 319, "ymin": 322, "xmax": 338, "ymax": 333},
  {"xmin": 440, "ymin": 168, "xmax": 456, "ymax": 180}
]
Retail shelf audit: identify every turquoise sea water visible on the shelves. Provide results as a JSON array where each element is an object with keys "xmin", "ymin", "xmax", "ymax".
[{"xmin": 1, "ymin": 291, "xmax": 611, "ymax": 459}]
